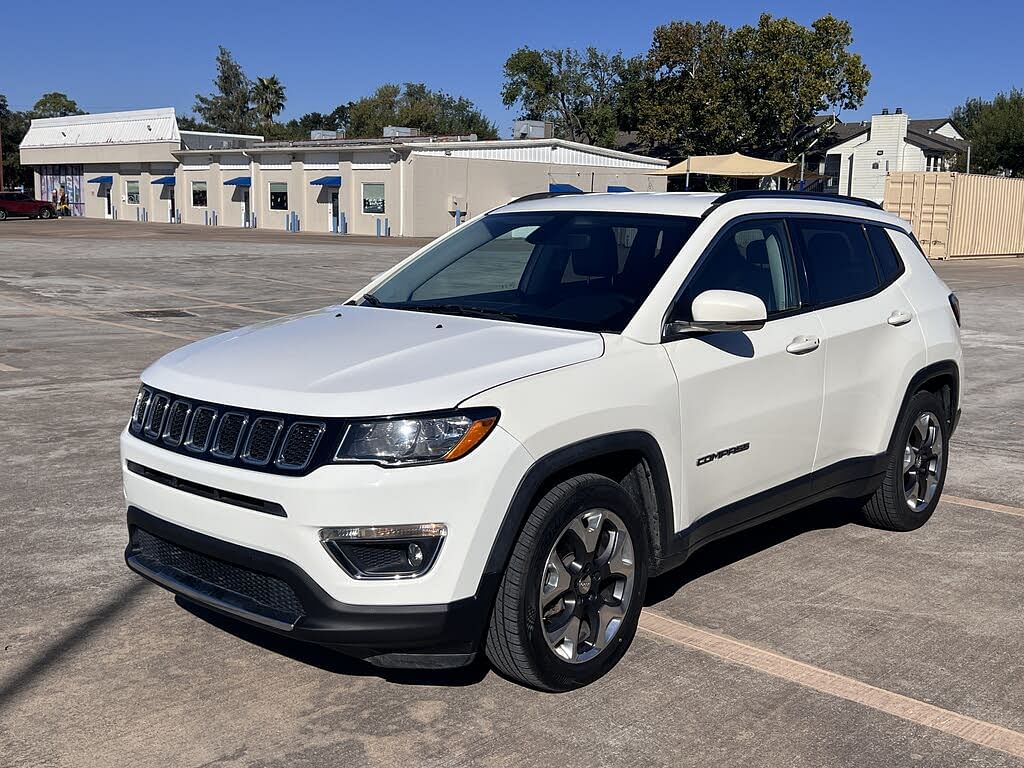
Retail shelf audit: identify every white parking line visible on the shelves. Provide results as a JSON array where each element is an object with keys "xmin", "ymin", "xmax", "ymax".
[
  {"xmin": 944, "ymin": 494, "xmax": 1024, "ymax": 519},
  {"xmin": 1, "ymin": 294, "xmax": 200, "ymax": 341},
  {"xmin": 639, "ymin": 611, "xmax": 1024, "ymax": 759},
  {"xmin": 78, "ymin": 273, "xmax": 284, "ymax": 317}
]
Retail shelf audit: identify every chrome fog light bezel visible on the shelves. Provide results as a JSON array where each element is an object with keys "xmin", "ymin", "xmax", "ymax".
[{"xmin": 319, "ymin": 523, "xmax": 448, "ymax": 580}]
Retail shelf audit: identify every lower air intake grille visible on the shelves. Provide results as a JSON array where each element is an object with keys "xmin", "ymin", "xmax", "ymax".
[{"xmin": 132, "ymin": 528, "xmax": 305, "ymax": 623}]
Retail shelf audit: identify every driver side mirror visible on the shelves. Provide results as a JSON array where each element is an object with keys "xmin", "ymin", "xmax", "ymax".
[{"xmin": 663, "ymin": 289, "xmax": 767, "ymax": 340}]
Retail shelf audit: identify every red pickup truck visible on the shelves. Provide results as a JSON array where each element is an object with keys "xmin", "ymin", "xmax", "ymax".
[{"xmin": 0, "ymin": 191, "xmax": 57, "ymax": 220}]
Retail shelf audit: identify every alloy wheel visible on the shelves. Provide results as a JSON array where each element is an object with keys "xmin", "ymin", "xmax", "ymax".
[
  {"xmin": 903, "ymin": 411, "xmax": 944, "ymax": 513},
  {"xmin": 538, "ymin": 508, "xmax": 635, "ymax": 664}
]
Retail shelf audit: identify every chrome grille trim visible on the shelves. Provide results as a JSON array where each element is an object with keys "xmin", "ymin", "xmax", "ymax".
[
  {"xmin": 275, "ymin": 421, "xmax": 326, "ymax": 471},
  {"xmin": 131, "ymin": 387, "xmax": 152, "ymax": 431},
  {"xmin": 241, "ymin": 417, "xmax": 284, "ymax": 466},
  {"xmin": 211, "ymin": 412, "xmax": 249, "ymax": 459},
  {"xmin": 184, "ymin": 406, "xmax": 218, "ymax": 453},
  {"xmin": 144, "ymin": 394, "xmax": 170, "ymax": 438},
  {"xmin": 162, "ymin": 400, "xmax": 192, "ymax": 446}
]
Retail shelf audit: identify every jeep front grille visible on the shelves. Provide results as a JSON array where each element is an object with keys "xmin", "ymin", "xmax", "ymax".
[{"xmin": 129, "ymin": 386, "xmax": 338, "ymax": 476}]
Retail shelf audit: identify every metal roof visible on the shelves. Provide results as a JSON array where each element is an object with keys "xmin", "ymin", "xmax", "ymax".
[
  {"xmin": 239, "ymin": 136, "xmax": 668, "ymax": 168},
  {"xmin": 20, "ymin": 108, "xmax": 180, "ymax": 149}
]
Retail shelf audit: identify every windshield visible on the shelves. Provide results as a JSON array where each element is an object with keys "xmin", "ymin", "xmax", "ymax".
[{"xmin": 366, "ymin": 211, "xmax": 700, "ymax": 332}]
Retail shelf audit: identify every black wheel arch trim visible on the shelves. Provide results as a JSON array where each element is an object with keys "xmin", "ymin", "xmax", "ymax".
[
  {"xmin": 891, "ymin": 360, "xmax": 960, "ymax": 448},
  {"xmin": 481, "ymin": 431, "xmax": 675, "ymax": 581}
]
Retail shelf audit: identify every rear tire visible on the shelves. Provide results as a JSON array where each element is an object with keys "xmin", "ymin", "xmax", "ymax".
[
  {"xmin": 485, "ymin": 474, "xmax": 648, "ymax": 691},
  {"xmin": 862, "ymin": 390, "xmax": 948, "ymax": 531},
  {"xmin": 40, "ymin": 208, "xmax": 53, "ymax": 219},
  {"xmin": 0, "ymin": 209, "xmax": 7, "ymax": 221}
]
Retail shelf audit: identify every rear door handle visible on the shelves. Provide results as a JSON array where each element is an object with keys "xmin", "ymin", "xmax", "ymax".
[
  {"xmin": 887, "ymin": 309, "xmax": 913, "ymax": 326},
  {"xmin": 786, "ymin": 335, "xmax": 820, "ymax": 355}
]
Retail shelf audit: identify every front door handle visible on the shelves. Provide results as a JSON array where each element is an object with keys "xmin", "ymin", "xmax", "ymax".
[
  {"xmin": 887, "ymin": 309, "xmax": 913, "ymax": 326},
  {"xmin": 786, "ymin": 335, "xmax": 820, "ymax": 355}
]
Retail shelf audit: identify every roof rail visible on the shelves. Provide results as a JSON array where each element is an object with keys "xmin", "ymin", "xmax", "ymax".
[
  {"xmin": 508, "ymin": 190, "xmax": 586, "ymax": 205},
  {"xmin": 710, "ymin": 190, "xmax": 884, "ymax": 211}
]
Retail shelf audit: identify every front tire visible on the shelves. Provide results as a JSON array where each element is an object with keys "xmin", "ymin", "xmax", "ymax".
[
  {"xmin": 40, "ymin": 207, "xmax": 54, "ymax": 219},
  {"xmin": 0, "ymin": 209, "xmax": 7, "ymax": 221},
  {"xmin": 485, "ymin": 474, "xmax": 648, "ymax": 691},
  {"xmin": 862, "ymin": 390, "xmax": 948, "ymax": 531}
]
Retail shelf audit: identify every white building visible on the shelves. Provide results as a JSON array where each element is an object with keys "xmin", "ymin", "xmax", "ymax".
[
  {"xmin": 815, "ymin": 110, "xmax": 967, "ymax": 203},
  {"xmin": 19, "ymin": 108, "xmax": 669, "ymax": 236}
]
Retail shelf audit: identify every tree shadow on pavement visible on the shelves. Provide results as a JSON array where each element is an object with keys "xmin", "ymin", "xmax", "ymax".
[
  {"xmin": 0, "ymin": 578, "xmax": 153, "ymax": 717},
  {"xmin": 177, "ymin": 598, "xmax": 491, "ymax": 687},
  {"xmin": 644, "ymin": 500, "xmax": 861, "ymax": 606}
]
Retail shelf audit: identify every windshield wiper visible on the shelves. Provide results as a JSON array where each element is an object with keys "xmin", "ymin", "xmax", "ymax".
[
  {"xmin": 388, "ymin": 303, "xmax": 521, "ymax": 322},
  {"xmin": 355, "ymin": 292, "xmax": 382, "ymax": 306}
]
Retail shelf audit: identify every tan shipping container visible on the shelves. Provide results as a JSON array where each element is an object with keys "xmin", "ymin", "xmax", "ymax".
[{"xmin": 883, "ymin": 172, "xmax": 1024, "ymax": 258}]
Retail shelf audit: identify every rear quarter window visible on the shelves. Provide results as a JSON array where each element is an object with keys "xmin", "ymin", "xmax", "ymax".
[{"xmin": 866, "ymin": 226, "xmax": 904, "ymax": 282}]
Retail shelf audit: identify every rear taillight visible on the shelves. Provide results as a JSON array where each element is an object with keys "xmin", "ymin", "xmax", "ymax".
[{"xmin": 948, "ymin": 293, "xmax": 961, "ymax": 327}]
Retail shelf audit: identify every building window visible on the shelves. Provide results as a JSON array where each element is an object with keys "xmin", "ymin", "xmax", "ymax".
[
  {"xmin": 125, "ymin": 180, "xmax": 140, "ymax": 205},
  {"xmin": 270, "ymin": 182, "xmax": 288, "ymax": 211},
  {"xmin": 192, "ymin": 181, "xmax": 208, "ymax": 208},
  {"xmin": 362, "ymin": 182, "xmax": 385, "ymax": 214}
]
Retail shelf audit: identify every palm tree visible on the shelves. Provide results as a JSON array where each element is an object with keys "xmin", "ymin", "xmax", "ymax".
[{"xmin": 252, "ymin": 76, "xmax": 286, "ymax": 128}]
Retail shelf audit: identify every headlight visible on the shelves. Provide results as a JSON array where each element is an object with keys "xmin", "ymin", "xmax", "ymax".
[{"xmin": 334, "ymin": 409, "xmax": 499, "ymax": 466}]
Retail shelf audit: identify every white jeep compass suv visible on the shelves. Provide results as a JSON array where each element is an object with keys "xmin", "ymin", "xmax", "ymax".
[{"xmin": 123, "ymin": 190, "xmax": 962, "ymax": 691}]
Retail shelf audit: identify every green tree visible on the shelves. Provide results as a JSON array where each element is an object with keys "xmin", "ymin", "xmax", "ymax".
[
  {"xmin": 30, "ymin": 92, "xmax": 84, "ymax": 119},
  {"xmin": 252, "ymin": 75, "xmax": 286, "ymax": 129},
  {"xmin": 194, "ymin": 47, "xmax": 254, "ymax": 134},
  {"xmin": 952, "ymin": 89, "xmax": 1024, "ymax": 176},
  {"xmin": 1, "ymin": 95, "xmax": 32, "ymax": 189},
  {"xmin": 639, "ymin": 14, "xmax": 870, "ymax": 160},
  {"xmin": 501, "ymin": 46, "xmax": 634, "ymax": 147},
  {"xmin": 176, "ymin": 115, "xmax": 212, "ymax": 131},
  {"xmin": 348, "ymin": 83, "xmax": 497, "ymax": 139}
]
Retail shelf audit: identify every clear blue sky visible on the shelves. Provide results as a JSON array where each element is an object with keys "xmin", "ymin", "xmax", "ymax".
[{"xmin": 5, "ymin": 0, "xmax": 1020, "ymax": 134}]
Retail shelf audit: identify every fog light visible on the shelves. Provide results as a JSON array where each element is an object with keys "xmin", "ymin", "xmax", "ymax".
[
  {"xmin": 407, "ymin": 543, "xmax": 424, "ymax": 568},
  {"xmin": 319, "ymin": 523, "xmax": 446, "ymax": 580}
]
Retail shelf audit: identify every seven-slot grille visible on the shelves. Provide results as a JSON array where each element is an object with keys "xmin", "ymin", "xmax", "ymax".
[{"xmin": 129, "ymin": 386, "xmax": 338, "ymax": 475}]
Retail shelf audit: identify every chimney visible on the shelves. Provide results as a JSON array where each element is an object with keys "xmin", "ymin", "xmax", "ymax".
[
  {"xmin": 881, "ymin": 108, "xmax": 889, "ymax": 115},
  {"xmin": 895, "ymin": 107, "xmax": 903, "ymax": 114}
]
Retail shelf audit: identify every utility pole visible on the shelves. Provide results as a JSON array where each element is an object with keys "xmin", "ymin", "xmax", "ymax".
[
  {"xmin": 0, "ymin": 129, "xmax": 5, "ymax": 190},
  {"xmin": 966, "ymin": 143, "xmax": 972, "ymax": 175}
]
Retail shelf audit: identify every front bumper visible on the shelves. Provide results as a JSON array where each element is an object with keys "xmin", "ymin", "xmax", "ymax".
[
  {"xmin": 121, "ymin": 424, "xmax": 532, "ymax": 608},
  {"xmin": 126, "ymin": 506, "xmax": 497, "ymax": 661}
]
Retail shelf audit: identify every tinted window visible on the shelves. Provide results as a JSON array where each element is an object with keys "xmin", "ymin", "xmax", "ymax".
[
  {"xmin": 867, "ymin": 226, "xmax": 902, "ymax": 282},
  {"xmin": 676, "ymin": 219, "xmax": 799, "ymax": 320},
  {"xmin": 793, "ymin": 219, "xmax": 879, "ymax": 305},
  {"xmin": 370, "ymin": 211, "xmax": 700, "ymax": 333}
]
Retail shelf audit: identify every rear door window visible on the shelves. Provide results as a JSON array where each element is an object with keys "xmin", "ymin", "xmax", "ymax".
[
  {"xmin": 792, "ymin": 219, "xmax": 880, "ymax": 306},
  {"xmin": 866, "ymin": 226, "xmax": 903, "ymax": 283}
]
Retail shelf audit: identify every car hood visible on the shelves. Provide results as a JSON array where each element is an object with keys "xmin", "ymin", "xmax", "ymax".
[{"xmin": 142, "ymin": 305, "xmax": 604, "ymax": 416}]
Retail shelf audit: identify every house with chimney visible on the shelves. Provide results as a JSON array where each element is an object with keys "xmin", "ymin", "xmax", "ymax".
[{"xmin": 809, "ymin": 109, "xmax": 968, "ymax": 203}]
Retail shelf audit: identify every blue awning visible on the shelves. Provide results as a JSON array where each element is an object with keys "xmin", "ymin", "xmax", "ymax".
[
  {"xmin": 607, "ymin": 185, "xmax": 633, "ymax": 193},
  {"xmin": 549, "ymin": 183, "xmax": 582, "ymax": 193},
  {"xmin": 310, "ymin": 176, "xmax": 342, "ymax": 187},
  {"xmin": 151, "ymin": 176, "xmax": 176, "ymax": 186},
  {"xmin": 87, "ymin": 176, "xmax": 113, "ymax": 184},
  {"xmin": 224, "ymin": 177, "xmax": 251, "ymax": 187}
]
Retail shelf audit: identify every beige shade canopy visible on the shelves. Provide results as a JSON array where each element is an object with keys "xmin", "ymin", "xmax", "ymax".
[{"xmin": 651, "ymin": 152, "xmax": 802, "ymax": 179}]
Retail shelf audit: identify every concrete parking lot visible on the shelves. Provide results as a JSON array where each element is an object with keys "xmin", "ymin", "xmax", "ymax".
[{"xmin": 1, "ymin": 217, "xmax": 1022, "ymax": 767}]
